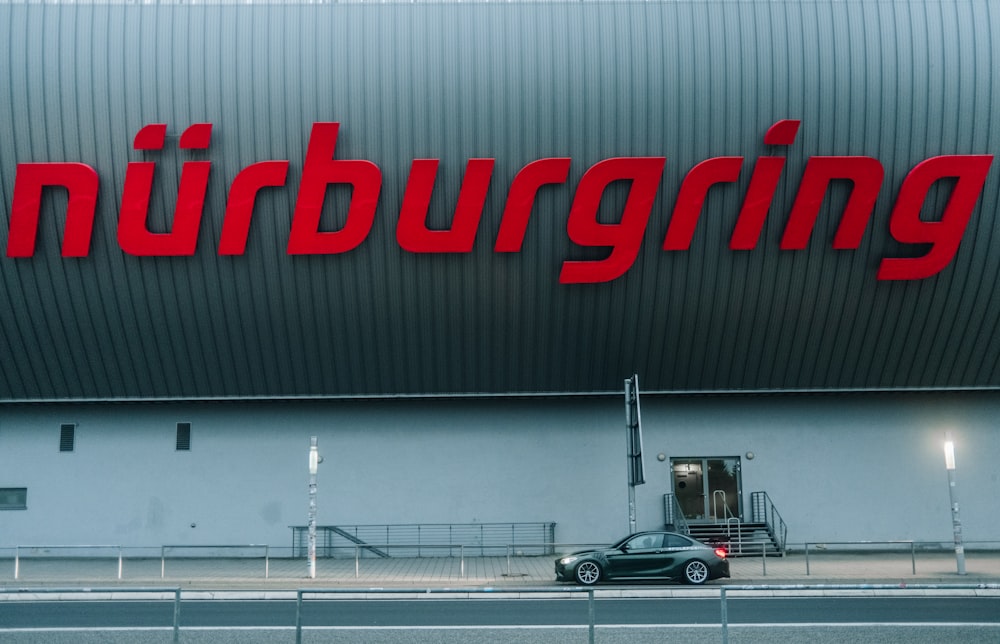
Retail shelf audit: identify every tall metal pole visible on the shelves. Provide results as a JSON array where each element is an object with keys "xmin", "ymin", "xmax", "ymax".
[
  {"xmin": 944, "ymin": 432, "xmax": 966, "ymax": 575},
  {"xmin": 625, "ymin": 375, "xmax": 644, "ymax": 534},
  {"xmin": 308, "ymin": 436, "xmax": 319, "ymax": 579}
]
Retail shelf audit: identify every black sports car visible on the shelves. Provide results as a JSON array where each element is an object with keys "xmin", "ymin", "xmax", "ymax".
[{"xmin": 554, "ymin": 531, "xmax": 730, "ymax": 585}]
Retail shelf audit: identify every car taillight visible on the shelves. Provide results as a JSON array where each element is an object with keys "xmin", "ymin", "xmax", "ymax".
[{"xmin": 714, "ymin": 548, "xmax": 727, "ymax": 559}]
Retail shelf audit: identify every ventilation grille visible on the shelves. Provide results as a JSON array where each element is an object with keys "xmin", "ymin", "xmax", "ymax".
[
  {"xmin": 176, "ymin": 423, "xmax": 191, "ymax": 451},
  {"xmin": 59, "ymin": 424, "xmax": 75, "ymax": 452}
]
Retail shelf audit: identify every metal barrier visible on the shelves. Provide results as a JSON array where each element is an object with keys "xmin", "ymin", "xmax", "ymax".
[
  {"xmin": 291, "ymin": 522, "xmax": 556, "ymax": 557},
  {"xmin": 506, "ymin": 543, "xmax": 606, "ymax": 577},
  {"xmin": 4, "ymin": 582, "xmax": 999, "ymax": 644},
  {"xmin": 343, "ymin": 544, "xmax": 466, "ymax": 578},
  {"xmin": 14, "ymin": 544, "xmax": 123, "ymax": 580},
  {"xmin": 160, "ymin": 544, "xmax": 270, "ymax": 579},
  {"xmin": 6, "ymin": 538, "xmax": 1000, "ymax": 581},
  {"xmin": 2, "ymin": 587, "xmax": 182, "ymax": 643},
  {"xmin": 718, "ymin": 583, "xmax": 1000, "ymax": 644},
  {"xmin": 294, "ymin": 586, "xmax": 598, "ymax": 644},
  {"xmin": 804, "ymin": 540, "xmax": 917, "ymax": 575}
]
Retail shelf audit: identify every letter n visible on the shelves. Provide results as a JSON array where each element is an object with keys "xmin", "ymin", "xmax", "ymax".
[
  {"xmin": 8, "ymin": 163, "xmax": 99, "ymax": 257},
  {"xmin": 780, "ymin": 157, "xmax": 884, "ymax": 249}
]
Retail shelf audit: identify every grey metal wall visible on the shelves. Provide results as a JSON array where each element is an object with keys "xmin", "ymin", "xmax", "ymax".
[{"xmin": 1, "ymin": 2, "xmax": 999, "ymax": 399}]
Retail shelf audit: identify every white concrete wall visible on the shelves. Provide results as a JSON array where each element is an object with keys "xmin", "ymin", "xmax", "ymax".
[{"xmin": 1, "ymin": 392, "xmax": 997, "ymax": 549}]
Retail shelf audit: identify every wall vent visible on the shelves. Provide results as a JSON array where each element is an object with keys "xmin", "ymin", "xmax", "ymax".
[
  {"xmin": 59, "ymin": 424, "xmax": 76, "ymax": 452},
  {"xmin": 0, "ymin": 488, "xmax": 27, "ymax": 510},
  {"xmin": 176, "ymin": 422, "xmax": 191, "ymax": 451}
]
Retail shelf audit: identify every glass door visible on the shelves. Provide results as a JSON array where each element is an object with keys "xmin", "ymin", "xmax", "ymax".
[{"xmin": 671, "ymin": 457, "xmax": 741, "ymax": 522}]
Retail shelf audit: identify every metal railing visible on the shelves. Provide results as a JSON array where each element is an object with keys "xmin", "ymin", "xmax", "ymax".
[
  {"xmin": 6, "ymin": 583, "xmax": 998, "ymax": 644},
  {"xmin": 14, "ymin": 544, "xmax": 123, "ymax": 580},
  {"xmin": 294, "ymin": 586, "xmax": 600, "ymax": 644},
  {"xmin": 160, "ymin": 544, "xmax": 271, "ymax": 579},
  {"xmin": 1, "ymin": 587, "xmax": 182, "ymax": 643},
  {"xmin": 6, "ymin": 538, "xmax": 1000, "ymax": 582},
  {"xmin": 663, "ymin": 493, "xmax": 691, "ymax": 535},
  {"xmin": 290, "ymin": 522, "xmax": 556, "ymax": 557},
  {"xmin": 750, "ymin": 490, "xmax": 787, "ymax": 552}
]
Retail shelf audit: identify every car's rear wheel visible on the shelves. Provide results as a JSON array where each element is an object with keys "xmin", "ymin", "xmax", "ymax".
[
  {"xmin": 683, "ymin": 560, "xmax": 709, "ymax": 585},
  {"xmin": 574, "ymin": 561, "xmax": 602, "ymax": 585}
]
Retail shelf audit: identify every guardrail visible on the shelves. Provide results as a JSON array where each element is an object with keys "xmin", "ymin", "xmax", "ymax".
[
  {"xmin": 804, "ymin": 540, "xmax": 917, "ymax": 575},
  {"xmin": 1, "ymin": 587, "xmax": 182, "ymax": 643},
  {"xmin": 718, "ymin": 583, "xmax": 1000, "ymax": 644},
  {"xmin": 160, "ymin": 544, "xmax": 270, "ymax": 579},
  {"xmin": 338, "ymin": 544, "xmax": 468, "ymax": 578},
  {"xmin": 294, "ymin": 586, "xmax": 600, "ymax": 644},
  {"xmin": 5, "ymin": 539, "xmax": 1000, "ymax": 581},
  {"xmin": 291, "ymin": 522, "xmax": 556, "ymax": 558},
  {"xmin": 5, "ymin": 583, "xmax": 998, "ymax": 644},
  {"xmin": 14, "ymin": 545, "xmax": 123, "ymax": 580}
]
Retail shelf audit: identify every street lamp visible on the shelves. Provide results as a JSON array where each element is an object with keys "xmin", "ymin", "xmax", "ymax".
[
  {"xmin": 944, "ymin": 431, "xmax": 966, "ymax": 575},
  {"xmin": 308, "ymin": 436, "xmax": 320, "ymax": 579}
]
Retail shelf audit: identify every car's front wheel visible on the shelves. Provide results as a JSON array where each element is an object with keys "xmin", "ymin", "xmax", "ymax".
[
  {"xmin": 574, "ymin": 560, "xmax": 602, "ymax": 585},
  {"xmin": 682, "ymin": 560, "xmax": 710, "ymax": 585}
]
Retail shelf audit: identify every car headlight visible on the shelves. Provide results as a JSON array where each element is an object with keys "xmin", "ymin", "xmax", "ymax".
[{"xmin": 559, "ymin": 556, "xmax": 579, "ymax": 565}]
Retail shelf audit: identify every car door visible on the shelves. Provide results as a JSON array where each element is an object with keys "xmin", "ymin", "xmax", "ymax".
[
  {"xmin": 605, "ymin": 533, "xmax": 665, "ymax": 578},
  {"xmin": 651, "ymin": 533, "xmax": 694, "ymax": 577}
]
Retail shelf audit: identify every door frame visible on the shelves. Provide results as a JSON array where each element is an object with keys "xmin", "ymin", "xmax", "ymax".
[{"xmin": 670, "ymin": 456, "xmax": 743, "ymax": 523}]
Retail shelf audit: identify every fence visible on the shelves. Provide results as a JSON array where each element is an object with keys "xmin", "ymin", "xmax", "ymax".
[
  {"xmin": 160, "ymin": 544, "xmax": 271, "ymax": 579},
  {"xmin": 13, "ymin": 544, "xmax": 124, "ymax": 580},
  {"xmin": 5, "ymin": 538, "xmax": 1000, "ymax": 582},
  {"xmin": 4, "ymin": 583, "xmax": 998, "ymax": 644},
  {"xmin": 290, "ymin": 522, "xmax": 556, "ymax": 557}
]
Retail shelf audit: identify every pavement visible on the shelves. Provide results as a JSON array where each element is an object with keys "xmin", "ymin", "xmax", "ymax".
[{"xmin": 3, "ymin": 548, "xmax": 1000, "ymax": 592}]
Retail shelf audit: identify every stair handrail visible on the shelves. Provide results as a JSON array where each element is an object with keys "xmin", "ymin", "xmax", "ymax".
[
  {"xmin": 663, "ymin": 493, "xmax": 691, "ymax": 535},
  {"xmin": 751, "ymin": 491, "xmax": 787, "ymax": 553},
  {"xmin": 712, "ymin": 490, "xmax": 741, "ymax": 524}
]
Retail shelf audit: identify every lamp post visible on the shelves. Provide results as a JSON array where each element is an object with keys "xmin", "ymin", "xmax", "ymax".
[
  {"xmin": 308, "ymin": 436, "xmax": 319, "ymax": 579},
  {"xmin": 944, "ymin": 431, "xmax": 966, "ymax": 576}
]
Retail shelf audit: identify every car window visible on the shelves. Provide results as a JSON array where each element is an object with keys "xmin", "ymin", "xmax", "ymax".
[
  {"xmin": 663, "ymin": 534, "xmax": 691, "ymax": 548},
  {"xmin": 627, "ymin": 534, "xmax": 662, "ymax": 550}
]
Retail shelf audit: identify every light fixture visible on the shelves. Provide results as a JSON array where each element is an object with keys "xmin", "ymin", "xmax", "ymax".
[{"xmin": 944, "ymin": 438, "xmax": 955, "ymax": 471}]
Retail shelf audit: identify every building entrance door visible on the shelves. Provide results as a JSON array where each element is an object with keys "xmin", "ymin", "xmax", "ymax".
[{"xmin": 671, "ymin": 457, "xmax": 741, "ymax": 522}]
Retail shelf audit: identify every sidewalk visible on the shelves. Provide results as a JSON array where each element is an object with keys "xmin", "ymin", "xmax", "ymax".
[{"xmin": 3, "ymin": 550, "xmax": 1000, "ymax": 590}]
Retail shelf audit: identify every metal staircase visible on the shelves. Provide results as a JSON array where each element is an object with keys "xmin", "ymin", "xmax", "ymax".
[{"xmin": 664, "ymin": 491, "xmax": 787, "ymax": 557}]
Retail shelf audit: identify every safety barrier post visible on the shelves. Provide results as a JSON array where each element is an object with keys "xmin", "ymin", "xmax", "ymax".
[
  {"xmin": 587, "ymin": 588, "xmax": 595, "ymax": 644},
  {"xmin": 295, "ymin": 590, "xmax": 303, "ymax": 644},
  {"xmin": 172, "ymin": 588, "xmax": 181, "ymax": 644},
  {"xmin": 722, "ymin": 587, "xmax": 733, "ymax": 644}
]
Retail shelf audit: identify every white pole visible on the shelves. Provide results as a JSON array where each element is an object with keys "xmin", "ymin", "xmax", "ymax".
[
  {"xmin": 944, "ymin": 431, "xmax": 966, "ymax": 576},
  {"xmin": 308, "ymin": 436, "xmax": 319, "ymax": 579}
]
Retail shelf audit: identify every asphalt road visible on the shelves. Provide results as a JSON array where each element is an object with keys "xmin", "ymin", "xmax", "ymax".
[{"xmin": 1, "ymin": 596, "xmax": 999, "ymax": 644}]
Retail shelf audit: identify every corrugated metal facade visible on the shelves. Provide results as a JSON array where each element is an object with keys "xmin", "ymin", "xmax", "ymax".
[{"xmin": 1, "ymin": 1, "xmax": 999, "ymax": 400}]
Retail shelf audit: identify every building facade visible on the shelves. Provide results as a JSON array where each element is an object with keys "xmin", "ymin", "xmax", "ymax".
[{"xmin": 1, "ymin": 1, "xmax": 999, "ymax": 551}]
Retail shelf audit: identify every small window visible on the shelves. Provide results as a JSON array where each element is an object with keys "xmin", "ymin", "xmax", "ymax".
[
  {"xmin": 0, "ymin": 488, "xmax": 27, "ymax": 510},
  {"xmin": 59, "ymin": 424, "xmax": 76, "ymax": 452},
  {"xmin": 176, "ymin": 422, "xmax": 191, "ymax": 451}
]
